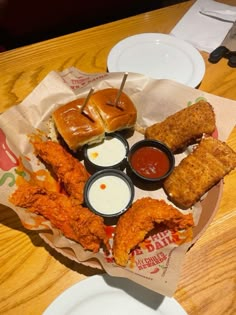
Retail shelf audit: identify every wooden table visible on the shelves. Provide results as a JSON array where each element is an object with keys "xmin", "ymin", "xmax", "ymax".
[{"xmin": 0, "ymin": 1, "xmax": 236, "ymax": 314}]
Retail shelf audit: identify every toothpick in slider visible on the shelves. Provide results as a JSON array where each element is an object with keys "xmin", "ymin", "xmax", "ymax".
[
  {"xmin": 107, "ymin": 72, "xmax": 128, "ymax": 107},
  {"xmin": 80, "ymin": 87, "xmax": 95, "ymax": 113}
]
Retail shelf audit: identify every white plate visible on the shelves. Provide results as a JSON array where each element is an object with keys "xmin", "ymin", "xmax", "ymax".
[
  {"xmin": 43, "ymin": 274, "xmax": 188, "ymax": 315},
  {"xmin": 107, "ymin": 33, "xmax": 205, "ymax": 87}
]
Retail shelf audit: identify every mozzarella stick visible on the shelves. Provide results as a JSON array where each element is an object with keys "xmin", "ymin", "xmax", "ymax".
[
  {"xmin": 164, "ymin": 137, "xmax": 236, "ymax": 209},
  {"xmin": 145, "ymin": 101, "xmax": 216, "ymax": 152}
]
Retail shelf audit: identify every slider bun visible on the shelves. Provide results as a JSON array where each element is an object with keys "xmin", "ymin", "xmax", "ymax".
[
  {"xmin": 90, "ymin": 88, "xmax": 137, "ymax": 133},
  {"xmin": 52, "ymin": 98, "xmax": 105, "ymax": 151}
]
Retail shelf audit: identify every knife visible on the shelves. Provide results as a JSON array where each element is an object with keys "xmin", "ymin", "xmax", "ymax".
[{"xmin": 209, "ymin": 20, "xmax": 236, "ymax": 67}]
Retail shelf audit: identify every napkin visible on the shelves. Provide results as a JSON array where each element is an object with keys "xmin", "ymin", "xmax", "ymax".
[{"xmin": 171, "ymin": 0, "xmax": 236, "ymax": 53}]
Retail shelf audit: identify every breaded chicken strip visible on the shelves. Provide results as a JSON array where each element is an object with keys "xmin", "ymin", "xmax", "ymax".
[
  {"xmin": 33, "ymin": 140, "xmax": 89, "ymax": 204},
  {"xmin": 10, "ymin": 182, "xmax": 110, "ymax": 252},
  {"xmin": 145, "ymin": 101, "xmax": 216, "ymax": 152},
  {"xmin": 113, "ymin": 197, "xmax": 193, "ymax": 266},
  {"xmin": 164, "ymin": 137, "xmax": 236, "ymax": 209}
]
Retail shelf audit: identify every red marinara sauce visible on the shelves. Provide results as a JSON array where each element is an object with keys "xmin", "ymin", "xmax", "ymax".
[{"xmin": 130, "ymin": 146, "xmax": 170, "ymax": 179}]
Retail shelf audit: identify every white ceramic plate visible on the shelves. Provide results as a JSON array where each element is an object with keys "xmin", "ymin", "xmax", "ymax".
[
  {"xmin": 107, "ymin": 33, "xmax": 205, "ymax": 87},
  {"xmin": 43, "ymin": 274, "xmax": 188, "ymax": 315}
]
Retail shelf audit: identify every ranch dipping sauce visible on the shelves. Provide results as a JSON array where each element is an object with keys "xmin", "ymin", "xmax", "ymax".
[
  {"xmin": 86, "ymin": 134, "xmax": 128, "ymax": 167},
  {"xmin": 84, "ymin": 170, "xmax": 134, "ymax": 217}
]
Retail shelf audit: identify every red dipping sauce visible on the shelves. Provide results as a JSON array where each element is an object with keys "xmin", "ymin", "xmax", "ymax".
[{"xmin": 130, "ymin": 146, "xmax": 170, "ymax": 179}]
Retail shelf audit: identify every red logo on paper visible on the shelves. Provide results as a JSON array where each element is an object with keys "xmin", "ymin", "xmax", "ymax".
[
  {"xmin": 0, "ymin": 128, "xmax": 19, "ymax": 171},
  {"xmin": 61, "ymin": 73, "xmax": 108, "ymax": 90}
]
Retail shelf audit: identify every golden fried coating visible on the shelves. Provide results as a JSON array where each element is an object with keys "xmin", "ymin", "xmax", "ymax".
[
  {"xmin": 33, "ymin": 140, "xmax": 89, "ymax": 203},
  {"xmin": 113, "ymin": 197, "xmax": 193, "ymax": 266},
  {"xmin": 145, "ymin": 101, "xmax": 216, "ymax": 152},
  {"xmin": 10, "ymin": 182, "xmax": 110, "ymax": 252},
  {"xmin": 164, "ymin": 137, "xmax": 236, "ymax": 209}
]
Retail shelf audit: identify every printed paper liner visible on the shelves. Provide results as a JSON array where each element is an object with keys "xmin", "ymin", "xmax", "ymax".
[{"xmin": 1, "ymin": 68, "xmax": 236, "ymax": 296}]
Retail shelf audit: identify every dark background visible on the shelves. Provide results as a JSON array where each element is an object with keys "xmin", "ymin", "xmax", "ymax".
[{"xmin": 0, "ymin": 0, "xmax": 188, "ymax": 51}]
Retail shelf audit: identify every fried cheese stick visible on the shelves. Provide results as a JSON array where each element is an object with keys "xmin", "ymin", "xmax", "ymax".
[
  {"xmin": 113, "ymin": 197, "xmax": 193, "ymax": 267},
  {"xmin": 145, "ymin": 101, "xmax": 216, "ymax": 152},
  {"xmin": 164, "ymin": 137, "xmax": 236, "ymax": 209},
  {"xmin": 9, "ymin": 182, "xmax": 110, "ymax": 252},
  {"xmin": 33, "ymin": 140, "xmax": 89, "ymax": 204}
]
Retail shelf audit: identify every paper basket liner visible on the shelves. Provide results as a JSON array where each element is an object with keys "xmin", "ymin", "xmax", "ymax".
[{"xmin": 1, "ymin": 67, "xmax": 236, "ymax": 296}]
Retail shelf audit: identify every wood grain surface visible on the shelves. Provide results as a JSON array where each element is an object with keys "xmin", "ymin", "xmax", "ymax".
[
  {"xmin": 1, "ymin": 0, "xmax": 236, "ymax": 114},
  {"xmin": 0, "ymin": 1, "xmax": 236, "ymax": 314}
]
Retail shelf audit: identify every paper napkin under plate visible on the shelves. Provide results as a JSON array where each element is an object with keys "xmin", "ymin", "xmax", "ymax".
[{"xmin": 171, "ymin": 0, "xmax": 236, "ymax": 53}]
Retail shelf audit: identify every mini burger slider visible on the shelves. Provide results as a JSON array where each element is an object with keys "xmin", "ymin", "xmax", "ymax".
[
  {"xmin": 90, "ymin": 88, "xmax": 137, "ymax": 133},
  {"xmin": 52, "ymin": 88, "xmax": 137, "ymax": 150},
  {"xmin": 52, "ymin": 98, "xmax": 105, "ymax": 151}
]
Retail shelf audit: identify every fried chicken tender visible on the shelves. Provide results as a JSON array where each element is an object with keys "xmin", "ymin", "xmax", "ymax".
[
  {"xmin": 113, "ymin": 197, "xmax": 193, "ymax": 266},
  {"xmin": 33, "ymin": 140, "xmax": 89, "ymax": 203},
  {"xmin": 9, "ymin": 182, "xmax": 110, "ymax": 252},
  {"xmin": 145, "ymin": 101, "xmax": 216, "ymax": 152},
  {"xmin": 164, "ymin": 137, "xmax": 236, "ymax": 209}
]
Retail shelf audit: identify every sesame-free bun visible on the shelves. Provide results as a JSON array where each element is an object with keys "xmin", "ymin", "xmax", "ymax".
[
  {"xmin": 52, "ymin": 98, "xmax": 105, "ymax": 151},
  {"xmin": 90, "ymin": 88, "xmax": 137, "ymax": 133},
  {"xmin": 52, "ymin": 88, "xmax": 137, "ymax": 150}
]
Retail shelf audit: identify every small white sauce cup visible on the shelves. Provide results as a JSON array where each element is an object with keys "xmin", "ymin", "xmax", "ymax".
[
  {"xmin": 84, "ymin": 169, "xmax": 134, "ymax": 218},
  {"xmin": 83, "ymin": 133, "xmax": 129, "ymax": 173}
]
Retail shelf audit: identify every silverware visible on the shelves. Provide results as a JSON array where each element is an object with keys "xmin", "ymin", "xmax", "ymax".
[{"xmin": 209, "ymin": 20, "xmax": 236, "ymax": 67}]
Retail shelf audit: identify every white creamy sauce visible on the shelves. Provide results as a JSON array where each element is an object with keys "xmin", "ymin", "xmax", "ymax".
[
  {"xmin": 88, "ymin": 175, "xmax": 131, "ymax": 215},
  {"xmin": 87, "ymin": 137, "xmax": 126, "ymax": 167}
]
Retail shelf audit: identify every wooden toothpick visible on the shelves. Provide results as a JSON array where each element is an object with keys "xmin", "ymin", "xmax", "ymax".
[
  {"xmin": 114, "ymin": 72, "xmax": 128, "ymax": 106},
  {"xmin": 80, "ymin": 87, "xmax": 95, "ymax": 113},
  {"xmin": 107, "ymin": 72, "xmax": 128, "ymax": 107}
]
